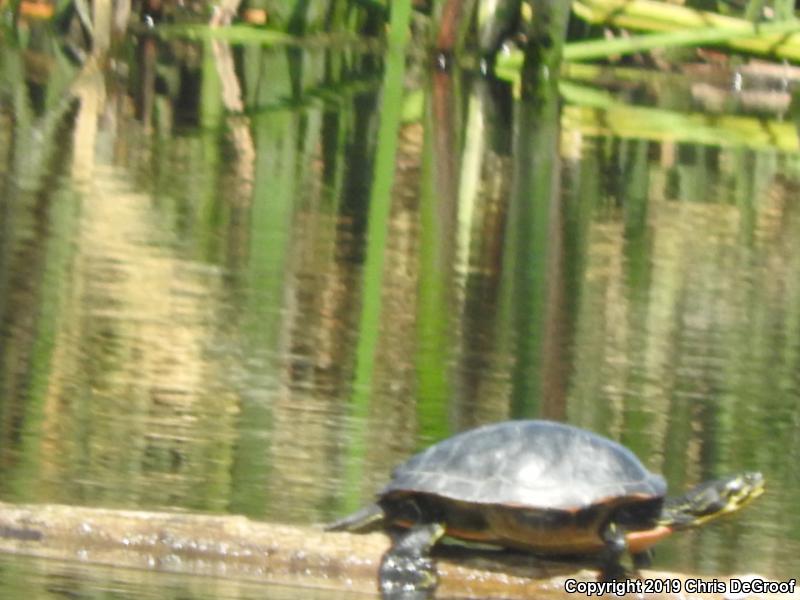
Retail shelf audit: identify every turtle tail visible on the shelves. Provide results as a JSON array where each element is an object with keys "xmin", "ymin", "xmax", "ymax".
[{"xmin": 325, "ymin": 503, "xmax": 386, "ymax": 533}]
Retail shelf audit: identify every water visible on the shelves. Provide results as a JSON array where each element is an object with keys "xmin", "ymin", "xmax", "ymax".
[
  {"xmin": 0, "ymin": 32, "xmax": 799, "ymax": 599},
  {"xmin": 0, "ymin": 553, "xmax": 364, "ymax": 600}
]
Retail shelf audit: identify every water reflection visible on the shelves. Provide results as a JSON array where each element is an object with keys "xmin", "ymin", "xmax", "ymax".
[
  {"xmin": 0, "ymin": 553, "xmax": 363, "ymax": 600},
  {"xmin": 0, "ymin": 28, "xmax": 799, "ymax": 600}
]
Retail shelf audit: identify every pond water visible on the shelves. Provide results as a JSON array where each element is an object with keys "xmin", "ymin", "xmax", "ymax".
[{"xmin": 0, "ymin": 28, "xmax": 799, "ymax": 599}]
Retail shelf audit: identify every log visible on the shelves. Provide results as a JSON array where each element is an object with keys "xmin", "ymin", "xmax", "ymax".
[{"xmin": 0, "ymin": 502, "xmax": 793, "ymax": 599}]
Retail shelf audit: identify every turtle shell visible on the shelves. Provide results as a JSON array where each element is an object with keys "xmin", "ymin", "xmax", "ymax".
[{"xmin": 382, "ymin": 420, "xmax": 666, "ymax": 510}]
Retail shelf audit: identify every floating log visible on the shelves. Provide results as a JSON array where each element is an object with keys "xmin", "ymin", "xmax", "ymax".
[{"xmin": 0, "ymin": 502, "xmax": 794, "ymax": 599}]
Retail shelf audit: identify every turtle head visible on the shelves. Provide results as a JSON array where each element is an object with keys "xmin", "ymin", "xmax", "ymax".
[{"xmin": 661, "ymin": 472, "xmax": 764, "ymax": 530}]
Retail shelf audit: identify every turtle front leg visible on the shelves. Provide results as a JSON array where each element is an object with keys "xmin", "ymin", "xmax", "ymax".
[
  {"xmin": 598, "ymin": 522, "xmax": 629, "ymax": 582},
  {"xmin": 379, "ymin": 523, "xmax": 446, "ymax": 600}
]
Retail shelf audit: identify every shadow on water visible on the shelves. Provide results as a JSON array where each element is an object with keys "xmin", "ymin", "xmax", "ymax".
[{"xmin": 0, "ymin": 22, "xmax": 799, "ymax": 598}]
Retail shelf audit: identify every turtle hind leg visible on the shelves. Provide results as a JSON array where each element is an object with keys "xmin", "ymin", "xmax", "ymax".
[
  {"xmin": 325, "ymin": 503, "xmax": 385, "ymax": 532},
  {"xmin": 379, "ymin": 523, "xmax": 446, "ymax": 600}
]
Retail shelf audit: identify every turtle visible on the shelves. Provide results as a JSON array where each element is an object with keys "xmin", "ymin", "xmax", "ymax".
[{"xmin": 327, "ymin": 420, "xmax": 764, "ymax": 598}]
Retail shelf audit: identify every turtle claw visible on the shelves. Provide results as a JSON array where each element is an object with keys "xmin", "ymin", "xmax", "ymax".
[
  {"xmin": 379, "ymin": 554, "xmax": 437, "ymax": 599},
  {"xmin": 633, "ymin": 549, "xmax": 654, "ymax": 570},
  {"xmin": 599, "ymin": 561, "xmax": 630, "ymax": 582},
  {"xmin": 379, "ymin": 523, "xmax": 445, "ymax": 600}
]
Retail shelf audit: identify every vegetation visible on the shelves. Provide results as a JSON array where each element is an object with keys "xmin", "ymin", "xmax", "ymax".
[
  {"xmin": 0, "ymin": 0, "xmax": 799, "ymax": 594},
  {"xmin": 3, "ymin": 0, "xmax": 800, "ymax": 69}
]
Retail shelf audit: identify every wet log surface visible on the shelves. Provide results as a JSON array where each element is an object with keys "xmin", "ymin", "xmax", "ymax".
[{"xmin": 0, "ymin": 502, "xmax": 793, "ymax": 599}]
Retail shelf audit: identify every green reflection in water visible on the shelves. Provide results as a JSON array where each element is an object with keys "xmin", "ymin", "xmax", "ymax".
[
  {"xmin": 343, "ymin": 0, "xmax": 414, "ymax": 512},
  {"xmin": 502, "ymin": 84, "xmax": 563, "ymax": 420}
]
